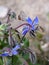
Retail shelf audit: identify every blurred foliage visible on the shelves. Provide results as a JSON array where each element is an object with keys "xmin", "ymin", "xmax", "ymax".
[
  {"xmin": 0, "ymin": 57, "xmax": 3, "ymax": 65},
  {"xmin": 22, "ymin": 37, "xmax": 29, "ymax": 48},
  {"xmin": 0, "ymin": 23, "xmax": 49, "ymax": 65},
  {"xmin": 36, "ymin": 31, "xmax": 43, "ymax": 41},
  {"xmin": 12, "ymin": 55, "xmax": 22, "ymax": 65},
  {"xmin": 47, "ymin": 12, "xmax": 49, "ymax": 18}
]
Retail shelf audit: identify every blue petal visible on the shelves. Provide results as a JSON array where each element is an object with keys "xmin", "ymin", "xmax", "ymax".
[
  {"xmin": 12, "ymin": 45, "xmax": 20, "ymax": 51},
  {"xmin": 32, "ymin": 17, "xmax": 39, "ymax": 30},
  {"xmin": 12, "ymin": 50, "xmax": 18, "ymax": 55},
  {"xmin": 22, "ymin": 28, "xmax": 29, "ymax": 35},
  {"xmin": 32, "ymin": 17, "xmax": 39, "ymax": 26},
  {"xmin": 25, "ymin": 16, "xmax": 39, "ymax": 32},
  {"xmin": 11, "ymin": 45, "xmax": 20, "ymax": 55},
  {"xmin": 26, "ymin": 17, "xmax": 33, "ymax": 25},
  {"xmin": 32, "ymin": 26, "xmax": 35, "ymax": 30},
  {"xmin": 1, "ymin": 53, "xmax": 9, "ymax": 56}
]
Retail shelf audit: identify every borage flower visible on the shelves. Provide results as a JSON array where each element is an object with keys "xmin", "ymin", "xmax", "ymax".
[
  {"xmin": 0, "ymin": 45, "xmax": 21, "ymax": 56},
  {"xmin": 22, "ymin": 17, "xmax": 39, "ymax": 36},
  {"xmin": 11, "ymin": 45, "xmax": 21, "ymax": 55}
]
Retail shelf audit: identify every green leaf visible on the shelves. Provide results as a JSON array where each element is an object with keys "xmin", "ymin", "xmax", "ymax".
[
  {"xmin": 23, "ymin": 38, "xmax": 29, "ymax": 48},
  {"xmin": 0, "ymin": 39, "xmax": 9, "ymax": 49},
  {"xmin": 22, "ymin": 53, "xmax": 29, "ymax": 60},
  {"xmin": 12, "ymin": 55, "xmax": 22, "ymax": 65}
]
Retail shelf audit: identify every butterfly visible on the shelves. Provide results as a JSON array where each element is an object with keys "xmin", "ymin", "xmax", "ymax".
[{"xmin": 22, "ymin": 17, "xmax": 39, "ymax": 37}]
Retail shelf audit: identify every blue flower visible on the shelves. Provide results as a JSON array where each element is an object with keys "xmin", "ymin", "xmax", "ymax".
[
  {"xmin": 12, "ymin": 45, "xmax": 20, "ymax": 51},
  {"xmin": 11, "ymin": 45, "xmax": 21, "ymax": 55},
  {"xmin": 12, "ymin": 50, "xmax": 18, "ymax": 55},
  {"xmin": 22, "ymin": 16, "xmax": 39, "ymax": 35},
  {"xmin": 26, "ymin": 17, "xmax": 39, "ymax": 30}
]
